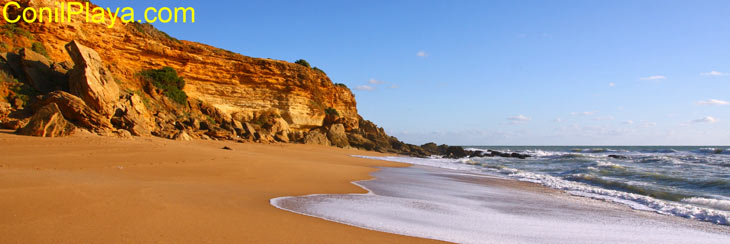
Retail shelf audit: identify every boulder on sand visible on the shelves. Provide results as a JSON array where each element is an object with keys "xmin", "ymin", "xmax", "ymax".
[
  {"xmin": 65, "ymin": 41, "xmax": 120, "ymax": 117},
  {"xmin": 16, "ymin": 103, "xmax": 75, "ymax": 137},
  {"xmin": 327, "ymin": 123, "xmax": 349, "ymax": 148},
  {"xmin": 36, "ymin": 91, "xmax": 112, "ymax": 132},
  {"xmin": 304, "ymin": 129, "xmax": 330, "ymax": 146}
]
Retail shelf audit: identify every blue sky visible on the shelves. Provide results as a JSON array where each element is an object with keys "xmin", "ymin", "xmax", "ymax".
[{"xmin": 95, "ymin": 0, "xmax": 730, "ymax": 145}]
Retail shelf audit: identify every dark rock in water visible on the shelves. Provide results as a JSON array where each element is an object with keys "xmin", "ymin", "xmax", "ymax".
[
  {"xmin": 437, "ymin": 144, "xmax": 449, "ymax": 155},
  {"xmin": 483, "ymin": 150, "xmax": 530, "ymax": 159},
  {"xmin": 467, "ymin": 150, "xmax": 484, "ymax": 158},
  {"xmin": 510, "ymin": 152, "xmax": 529, "ymax": 159},
  {"xmin": 608, "ymin": 155, "xmax": 629, "ymax": 160},
  {"xmin": 408, "ymin": 145, "xmax": 430, "ymax": 158},
  {"xmin": 421, "ymin": 142, "xmax": 439, "ymax": 154},
  {"xmin": 446, "ymin": 146, "xmax": 467, "ymax": 158}
]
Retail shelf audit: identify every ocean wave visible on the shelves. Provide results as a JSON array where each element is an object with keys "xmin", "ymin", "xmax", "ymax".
[
  {"xmin": 695, "ymin": 148, "xmax": 729, "ymax": 155},
  {"xmin": 357, "ymin": 155, "xmax": 730, "ymax": 226},
  {"xmin": 595, "ymin": 160, "xmax": 624, "ymax": 169},
  {"xmin": 639, "ymin": 149, "xmax": 679, "ymax": 153},
  {"xmin": 636, "ymin": 155, "xmax": 686, "ymax": 165},
  {"xmin": 682, "ymin": 197, "xmax": 730, "ymax": 212},
  {"xmin": 507, "ymin": 170, "xmax": 730, "ymax": 225}
]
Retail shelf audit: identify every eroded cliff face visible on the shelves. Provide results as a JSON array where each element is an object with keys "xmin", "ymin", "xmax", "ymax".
[
  {"xmin": 1, "ymin": 0, "xmax": 453, "ymax": 157},
  {"xmin": 0, "ymin": 0, "xmax": 358, "ymax": 131}
]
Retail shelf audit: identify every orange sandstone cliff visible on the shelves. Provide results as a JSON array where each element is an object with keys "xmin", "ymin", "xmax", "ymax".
[
  {"xmin": 0, "ymin": 0, "xmax": 441, "ymax": 157},
  {"xmin": 2, "ymin": 0, "xmax": 358, "ymax": 130}
]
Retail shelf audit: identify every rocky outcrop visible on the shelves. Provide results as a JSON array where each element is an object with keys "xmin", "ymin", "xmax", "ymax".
[
  {"xmin": 445, "ymin": 146, "xmax": 467, "ymax": 158},
  {"xmin": 16, "ymin": 103, "xmax": 75, "ymax": 137},
  {"xmin": 35, "ymin": 91, "xmax": 112, "ymax": 132},
  {"xmin": 173, "ymin": 131, "xmax": 193, "ymax": 141},
  {"xmin": 19, "ymin": 48, "xmax": 66, "ymax": 94},
  {"xmin": 111, "ymin": 94, "xmax": 154, "ymax": 136},
  {"xmin": 327, "ymin": 124, "xmax": 349, "ymax": 148},
  {"xmin": 347, "ymin": 133, "xmax": 375, "ymax": 150},
  {"xmin": 304, "ymin": 129, "xmax": 330, "ymax": 146},
  {"xmin": 65, "ymin": 40, "xmax": 120, "ymax": 117},
  {"xmin": 242, "ymin": 122, "xmax": 258, "ymax": 140},
  {"xmin": 270, "ymin": 118, "xmax": 291, "ymax": 142}
]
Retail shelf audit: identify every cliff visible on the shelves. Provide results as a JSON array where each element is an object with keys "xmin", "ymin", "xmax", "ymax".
[
  {"xmin": 1, "ymin": 0, "xmax": 358, "ymax": 131},
  {"xmin": 0, "ymin": 0, "xmax": 449, "ymax": 157}
]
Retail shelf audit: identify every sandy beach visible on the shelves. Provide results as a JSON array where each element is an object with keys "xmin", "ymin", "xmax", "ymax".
[{"xmin": 0, "ymin": 130, "xmax": 443, "ymax": 243}]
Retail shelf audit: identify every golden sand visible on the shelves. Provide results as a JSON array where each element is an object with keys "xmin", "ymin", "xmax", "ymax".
[{"xmin": 0, "ymin": 131, "xmax": 443, "ymax": 243}]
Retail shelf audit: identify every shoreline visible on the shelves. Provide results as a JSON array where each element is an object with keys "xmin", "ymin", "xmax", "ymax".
[
  {"xmin": 273, "ymin": 161, "xmax": 730, "ymax": 244},
  {"xmin": 0, "ymin": 130, "xmax": 445, "ymax": 243}
]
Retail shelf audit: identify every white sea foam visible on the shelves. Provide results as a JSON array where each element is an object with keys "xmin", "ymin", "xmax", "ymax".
[
  {"xmin": 355, "ymin": 155, "xmax": 730, "ymax": 225},
  {"xmin": 596, "ymin": 160, "xmax": 624, "ymax": 168},
  {"xmin": 683, "ymin": 197, "xmax": 730, "ymax": 212},
  {"xmin": 272, "ymin": 166, "xmax": 730, "ymax": 244}
]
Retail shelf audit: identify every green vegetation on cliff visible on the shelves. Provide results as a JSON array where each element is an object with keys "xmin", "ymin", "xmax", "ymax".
[
  {"xmin": 31, "ymin": 42, "xmax": 49, "ymax": 59},
  {"xmin": 138, "ymin": 67, "xmax": 188, "ymax": 104},
  {"xmin": 294, "ymin": 59, "xmax": 311, "ymax": 68},
  {"xmin": 1, "ymin": 24, "xmax": 33, "ymax": 39}
]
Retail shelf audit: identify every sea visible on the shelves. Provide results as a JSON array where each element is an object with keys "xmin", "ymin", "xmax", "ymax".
[
  {"xmin": 391, "ymin": 146, "xmax": 730, "ymax": 225},
  {"xmin": 271, "ymin": 146, "xmax": 730, "ymax": 243},
  {"xmin": 463, "ymin": 146, "xmax": 730, "ymax": 224}
]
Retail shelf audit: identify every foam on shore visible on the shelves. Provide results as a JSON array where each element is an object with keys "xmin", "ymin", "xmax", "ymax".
[
  {"xmin": 272, "ymin": 165, "xmax": 730, "ymax": 244},
  {"xmin": 354, "ymin": 155, "xmax": 730, "ymax": 225}
]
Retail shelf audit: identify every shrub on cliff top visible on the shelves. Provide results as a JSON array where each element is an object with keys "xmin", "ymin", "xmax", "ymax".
[
  {"xmin": 312, "ymin": 66, "xmax": 326, "ymax": 75},
  {"xmin": 294, "ymin": 59, "xmax": 311, "ymax": 68},
  {"xmin": 138, "ymin": 67, "xmax": 188, "ymax": 104},
  {"xmin": 334, "ymin": 83, "xmax": 348, "ymax": 89}
]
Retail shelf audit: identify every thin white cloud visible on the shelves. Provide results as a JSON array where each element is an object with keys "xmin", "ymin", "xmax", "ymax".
[
  {"xmin": 692, "ymin": 116, "xmax": 718, "ymax": 124},
  {"xmin": 640, "ymin": 75, "xmax": 666, "ymax": 81},
  {"xmin": 416, "ymin": 50, "xmax": 428, "ymax": 58},
  {"xmin": 571, "ymin": 111, "xmax": 596, "ymax": 116},
  {"xmin": 623, "ymin": 120, "xmax": 635, "ymax": 125},
  {"xmin": 389, "ymin": 84, "xmax": 400, "ymax": 89},
  {"xmin": 608, "ymin": 82, "xmax": 616, "ymax": 87},
  {"xmin": 369, "ymin": 79, "xmax": 386, "ymax": 85},
  {"xmin": 640, "ymin": 121, "xmax": 657, "ymax": 128},
  {"xmin": 507, "ymin": 115, "xmax": 531, "ymax": 122},
  {"xmin": 696, "ymin": 99, "xmax": 729, "ymax": 106},
  {"xmin": 700, "ymin": 71, "xmax": 728, "ymax": 76},
  {"xmin": 354, "ymin": 85, "xmax": 375, "ymax": 91},
  {"xmin": 593, "ymin": 116, "xmax": 615, "ymax": 121},
  {"xmin": 554, "ymin": 118, "xmax": 563, "ymax": 123}
]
